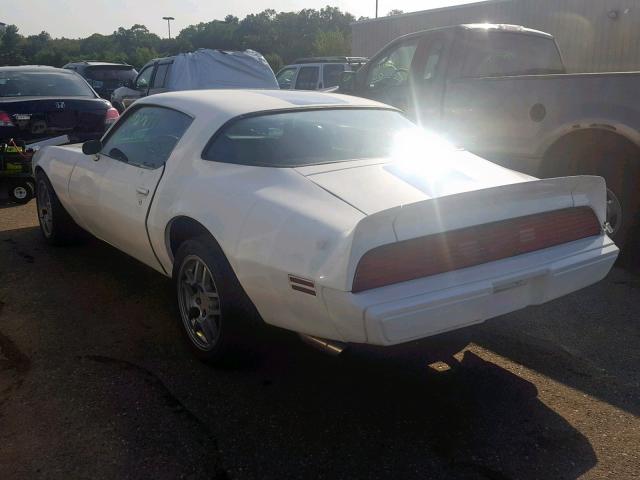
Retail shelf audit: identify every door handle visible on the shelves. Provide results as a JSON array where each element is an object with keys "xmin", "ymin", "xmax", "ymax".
[{"xmin": 136, "ymin": 187, "xmax": 149, "ymax": 196}]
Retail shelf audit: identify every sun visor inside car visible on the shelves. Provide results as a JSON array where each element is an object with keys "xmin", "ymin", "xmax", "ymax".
[{"xmin": 167, "ymin": 49, "xmax": 279, "ymax": 91}]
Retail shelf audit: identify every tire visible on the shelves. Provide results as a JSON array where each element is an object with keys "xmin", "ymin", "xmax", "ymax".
[
  {"xmin": 172, "ymin": 235, "xmax": 258, "ymax": 363},
  {"xmin": 9, "ymin": 180, "xmax": 33, "ymax": 204},
  {"xmin": 113, "ymin": 101, "xmax": 125, "ymax": 114},
  {"xmin": 35, "ymin": 171, "xmax": 88, "ymax": 245},
  {"xmin": 543, "ymin": 131, "xmax": 640, "ymax": 253}
]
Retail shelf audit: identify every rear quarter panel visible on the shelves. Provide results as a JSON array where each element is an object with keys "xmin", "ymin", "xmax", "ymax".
[{"xmin": 148, "ymin": 144, "xmax": 364, "ymax": 338}]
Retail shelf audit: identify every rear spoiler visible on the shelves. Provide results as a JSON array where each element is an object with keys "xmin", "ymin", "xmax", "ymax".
[{"xmin": 346, "ymin": 176, "xmax": 608, "ymax": 288}]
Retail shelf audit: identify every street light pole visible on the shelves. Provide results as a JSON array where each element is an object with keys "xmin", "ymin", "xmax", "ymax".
[
  {"xmin": 162, "ymin": 16, "xmax": 175, "ymax": 39},
  {"xmin": 376, "ymin": 0, "xmax": 379, "ymax": 18}
]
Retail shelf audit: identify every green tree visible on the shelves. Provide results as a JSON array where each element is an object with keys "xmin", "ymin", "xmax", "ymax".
[
  {"xmin": 0, "ymin": 7, "xmax": 357, "ymax": 69},
  {"xmin": 313, "ymin": 30, "xmax": 350, "ymax": 57}
]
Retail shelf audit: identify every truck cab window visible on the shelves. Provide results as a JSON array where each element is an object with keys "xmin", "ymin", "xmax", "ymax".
[
  {"xmin": 366, "ymin": 38, "xmax": 419, "ymax": 90},
  {"xmin": 461, "ymin": 31, "xmax": 565, "ymax": 77}
]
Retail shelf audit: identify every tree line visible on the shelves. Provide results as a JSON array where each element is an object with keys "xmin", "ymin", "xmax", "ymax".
[{"xmin": 0, "ymin": 6, "xmax": 366, "ymax": 72}]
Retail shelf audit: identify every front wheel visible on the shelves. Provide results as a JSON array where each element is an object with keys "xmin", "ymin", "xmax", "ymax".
[{"xmin": 173, "ymin": 236, "xmax": 257, "ymax": 363}]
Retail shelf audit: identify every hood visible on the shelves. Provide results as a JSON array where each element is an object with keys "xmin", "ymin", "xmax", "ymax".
[{"xmin": 296, "ymin": 150, "xmax": 534, "ymax": 215}]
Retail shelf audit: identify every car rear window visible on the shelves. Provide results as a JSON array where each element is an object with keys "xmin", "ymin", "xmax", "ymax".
[
  {"xmin": 0, "ymin": 71, "xmax": 95, "ymax": 97},
  {"xmin": 202, "ymin": 108, "xmax": 415, "ymax": 167},
  {"xmin": 84, "ymin": 66, "xmax": 136, "ymax": 81}
]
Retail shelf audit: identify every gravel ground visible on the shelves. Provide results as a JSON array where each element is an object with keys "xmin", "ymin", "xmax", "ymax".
[{"xmin": 0, "ymin": 201, "xmax": 639, "ymax": 480}]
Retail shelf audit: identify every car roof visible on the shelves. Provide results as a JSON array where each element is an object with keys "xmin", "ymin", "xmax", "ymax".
[
  {"xmin": 0, "ymin": 65, "xmax": 75, "ymax": 73},
  {"xmin": 388, "ymin": 23, "xmax": 553, "ymax": 46},
  {"xmin": 137, "ymin": 89, "xmax": 395, "ymax": 120},
  {"xmin": 69, "ymin": 61, "xmax": 134, "ymax": 68}
]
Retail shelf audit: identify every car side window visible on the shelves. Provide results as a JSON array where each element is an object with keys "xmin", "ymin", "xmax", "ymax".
[
  {"xmin": 366, "ymin": 38, "xmax": 419, "ymax": 90},
  {"xmin": 152, "ymin": 63, "xmax": 170, "ymax": 88},
  {"xmin": 323, "ymin": 64, "xmax": 345, "ymax": 88},
  {"xmin": 135, "ymin": 66, "xmax": 154, "ymax": 90},
  {"xmin": 295, "ymin": 66, "xmax": 320, "ymax": 90},
  {"xmin": 101, "ymin": 106, "xmax": 192, "ymax": 169},
  {"xmin": 276, "ymin": 67, "xmax": 297, "ymax": 89},
  {"xmin": 422, "ymin": 39, "xmax": 445, "ymax": 80}
]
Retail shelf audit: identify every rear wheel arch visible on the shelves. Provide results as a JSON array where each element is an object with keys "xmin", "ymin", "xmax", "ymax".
[
  {"xmin": 166, "ymin": 216, "xmax": 229, "ymax": 269},
  {"xmin": 540, "ymin": 128, "xmax": 640, "ymax": 177}
]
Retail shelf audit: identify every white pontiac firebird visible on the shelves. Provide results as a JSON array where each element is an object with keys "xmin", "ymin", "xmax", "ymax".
[{"xmin": 33, "ymin": 89, "xmax": 618, "ymax": 361}]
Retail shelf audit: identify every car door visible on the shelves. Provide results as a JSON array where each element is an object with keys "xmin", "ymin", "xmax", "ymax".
[
  {"xmin": 90, "ymin": 105, "xmax": 192, "ymax": 268},
  {"xmin": 295, "ymin": 66, "xmax": 320, "ymax": 90},
  {"xmin": 357, "ymin": 36, "xmax": 425, "ymax": 112},
  {"xmin": 122, "ymin": 64, "xmax": 154, "ymax": 108}
]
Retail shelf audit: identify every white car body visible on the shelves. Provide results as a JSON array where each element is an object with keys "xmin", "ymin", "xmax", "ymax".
[{"xmin": 33, "ymin": 90, "xmax": 618, "ymax": 346}]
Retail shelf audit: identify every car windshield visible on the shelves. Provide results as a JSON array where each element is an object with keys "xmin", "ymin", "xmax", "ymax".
[
  {"xmin": 0, "ymin": 71, "xmax": 95, "ymax": 97},
  {"xmin": 203, "ymin": 108, "xmax": 416, "ymax": 167}
]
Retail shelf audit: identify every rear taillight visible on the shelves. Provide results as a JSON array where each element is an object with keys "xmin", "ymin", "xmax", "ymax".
[
  {"xmin": 105, "ymin": 107, "xmax": 119, "ymax": 127},
  {"xmin": 352, "ymin": 207, "xmax": 601, "ymax": 293},
  {"xmin": 0, "ymin": 111, "xmax": 15, "ymax": 127}
]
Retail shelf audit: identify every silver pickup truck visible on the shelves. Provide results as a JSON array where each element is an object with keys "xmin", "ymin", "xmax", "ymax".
[{"xmin": 341, "ymin": 24, "xmax": 640, "ymax": 252}]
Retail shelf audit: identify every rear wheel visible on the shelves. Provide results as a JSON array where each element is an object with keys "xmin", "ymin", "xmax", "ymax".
[
  {"xmin": 173, "ymin": 235, "xmax": 258, "ymax": 363},
  {"xmin": 35, "ymin": 171, "xmax": 88, "ymax": 245}
]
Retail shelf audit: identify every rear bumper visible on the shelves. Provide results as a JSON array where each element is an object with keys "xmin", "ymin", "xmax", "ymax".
[{"xmin": 322, "ymin": 235, "xmax": 618, "ymax": 346}]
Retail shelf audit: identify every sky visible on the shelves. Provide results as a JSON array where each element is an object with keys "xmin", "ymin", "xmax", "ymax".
[{"xmin": 3, "ymin": 0, "xmax": 483, "ymax": 38}]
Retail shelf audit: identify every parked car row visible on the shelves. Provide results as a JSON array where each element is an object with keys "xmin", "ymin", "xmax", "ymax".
[{"xmin": 0, "ymin": 49, "xmax": 278, "ymax": 202}]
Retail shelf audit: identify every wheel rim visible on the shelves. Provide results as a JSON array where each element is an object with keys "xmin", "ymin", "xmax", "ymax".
[
  {"xmin": 177, "ymin": 255, "xmax": 222, "ymax": 351},
  {"xmin": 606, "ymin": 188, "xmax": 623, "ymax": 238},
  {"xmin": 37, "ymin": 180, "xmax": 53, "ymax": 237},
  {"xmin": 13, "ymin": 186, "xmax": 28, "ymax": 200}
]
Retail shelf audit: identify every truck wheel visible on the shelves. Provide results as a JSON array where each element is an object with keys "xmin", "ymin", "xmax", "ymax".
[
  {"xmin": 173, "ymin": 235, "xmax": 257, "ymax": 364},
  {"xmin": 35, "ymin": 171, "xmax": 88, "ymax": 245},
  {"xmin": 544, "ymin": 131, "xmax": 640, "ymax": 253},
  {"xmin": 9, "ymin": 180, "xmax": 33, "ymax": 204}
]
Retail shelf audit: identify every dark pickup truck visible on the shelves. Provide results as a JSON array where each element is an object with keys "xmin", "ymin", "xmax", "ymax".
[{"xmin": 340, "ymin": 24, "xmax": 640, "ymax": 251}]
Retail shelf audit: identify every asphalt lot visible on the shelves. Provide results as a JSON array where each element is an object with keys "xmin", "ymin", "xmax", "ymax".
[{"xmin": 0, "ymin": 200, "xmax": 639, "ymax": 480}]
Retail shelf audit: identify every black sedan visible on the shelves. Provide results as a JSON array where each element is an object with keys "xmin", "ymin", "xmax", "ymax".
[{"xmin": 0, "ymin": 65, "xmax": 119, "ymax": 145}]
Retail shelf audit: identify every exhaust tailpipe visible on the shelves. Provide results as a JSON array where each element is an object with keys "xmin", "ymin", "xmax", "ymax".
[{"xmin": 299, "ymin": 334, "xmax": 346, "ymax": 356}]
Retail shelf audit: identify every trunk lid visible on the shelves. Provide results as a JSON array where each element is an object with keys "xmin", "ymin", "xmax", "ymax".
[
  {"xmin": 296, "ymin": 151, "xmax": 535, "ymax": 215},
  {"xmin": 0, "ymin": 97, "xmax": 108, "ymax": 143}
]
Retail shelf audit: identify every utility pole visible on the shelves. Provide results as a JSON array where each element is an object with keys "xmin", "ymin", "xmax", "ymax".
[
  {"xmin": 162, "ymin": 16, "xmax": 175, "ymax": 39},
  {"xmin": 376, "ymin": 0, "xmax": 379, "ymax": 18}
]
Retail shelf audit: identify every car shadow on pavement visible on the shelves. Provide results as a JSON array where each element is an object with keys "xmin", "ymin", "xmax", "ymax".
[{"xmin": 0, "ymin": 224, "xmax": 602, "ymax": 479}]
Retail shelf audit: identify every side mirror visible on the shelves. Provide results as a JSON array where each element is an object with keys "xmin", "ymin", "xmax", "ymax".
[
  {"xmin": 123, "ymin": 78, "xmax": 133, "ymax": 88},
  {"xmin": 339, "ymin": 71, "xmax": 355, "ymax": 93},
  {"xmin": 82, "ymin": 139, "xmax": 102, "ymax": 155}
]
